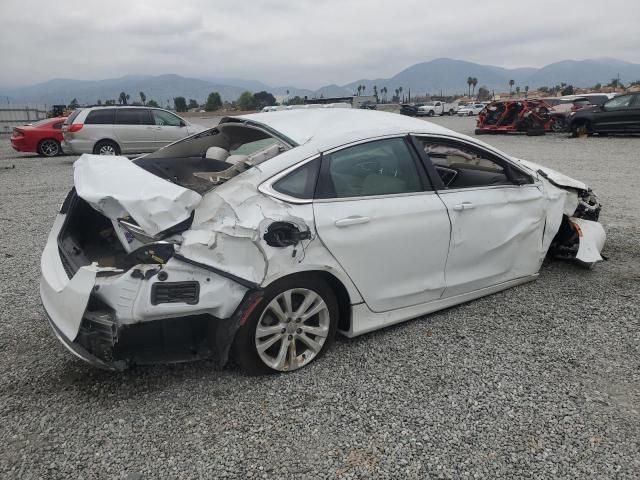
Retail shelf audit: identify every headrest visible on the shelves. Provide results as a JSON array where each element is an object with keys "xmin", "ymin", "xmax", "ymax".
[{"xmin": 205, "ymin": 146, "xmax": 229, "ymax": 162}]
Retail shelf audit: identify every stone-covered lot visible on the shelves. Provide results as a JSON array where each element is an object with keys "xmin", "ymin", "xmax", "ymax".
[{"xmin": 0, "ymin": 116, "xmax": 638, "ymax": 479}]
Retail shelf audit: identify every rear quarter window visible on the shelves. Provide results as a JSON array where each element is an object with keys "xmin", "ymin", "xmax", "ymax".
[
  {"xmin": 273, "ymin": 158, "xmax": 321, "ymax": 199},
  {"xmin": 64, "ymin": 109, "xmax": 83, "ymax": 125}
]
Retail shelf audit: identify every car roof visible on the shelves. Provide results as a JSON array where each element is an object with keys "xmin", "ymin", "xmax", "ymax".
[{"xmin": 231, "ymin": 109, "xmax": 454, "ymax": 146}]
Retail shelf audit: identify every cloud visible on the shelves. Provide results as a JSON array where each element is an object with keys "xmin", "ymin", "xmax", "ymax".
[{"xmin": 0, "ymin": 0, "xmax": 639, "ymax": 88}]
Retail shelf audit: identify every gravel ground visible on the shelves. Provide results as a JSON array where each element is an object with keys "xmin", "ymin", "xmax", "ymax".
[{"xmin": 0, "ymin": 115, "xmax": 639, "ymax": 479}]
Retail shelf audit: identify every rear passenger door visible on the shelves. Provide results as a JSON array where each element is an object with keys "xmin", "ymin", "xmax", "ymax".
[
  {"xmin": 151, "ymin": 109, "xmax": 190, "ymax": 147},
  {"xmin": 312, "ymin": 137, "xmax": 452, "ymax": 313},
  {"xmin": 416, "ymin": 136, "xmax": 547, "ymax": 298},
  {"xmin": 113, "ymin": 109, "xmax": 156, "ymax": 153}
]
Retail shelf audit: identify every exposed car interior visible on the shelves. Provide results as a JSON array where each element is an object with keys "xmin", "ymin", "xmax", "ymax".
[{"xmin": 135, "ymin": 123, "xmax": 287, "ymax": 193}]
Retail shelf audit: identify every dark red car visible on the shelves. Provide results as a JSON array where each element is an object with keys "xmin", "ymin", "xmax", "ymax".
[{"xmin": 10, "ymin": 117, "xmax": 66, "ymax": 157}]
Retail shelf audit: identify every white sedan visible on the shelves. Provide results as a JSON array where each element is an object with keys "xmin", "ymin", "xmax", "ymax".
[
  {"xmin": 457, "ymin": 103, "xmax": 485, "ymax": 116},
  {"xmin": 41, "ymin": 109, "xmax": 605, "ymax": 373}
]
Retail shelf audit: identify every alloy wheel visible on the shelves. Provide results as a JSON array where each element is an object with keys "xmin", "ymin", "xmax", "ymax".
[
  {"xmin": 99, "ymin": 144, "xmax": 116, "ymax": 155},
  {"xmin": 254, "ymin": 288, "xmax": 330, "ymax": 372},
  {"xmin": 40, "ymin": 140, "xmax": 59, "ymax": 157}
]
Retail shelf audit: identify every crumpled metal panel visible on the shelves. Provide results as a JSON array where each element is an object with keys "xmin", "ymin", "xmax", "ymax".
[{"xmin": 74, "ymin": 154, "xmax": 202, "ymax": 236}]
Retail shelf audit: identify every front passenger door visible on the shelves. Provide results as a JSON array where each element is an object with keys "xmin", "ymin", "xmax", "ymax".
[
  {"xmin": 596, "ymin": 95, "xmax": 635, "ymax": 132},
  {"xmin": 151, "ymin": 109, "xmax": 190, "ymax": 147},
  {"xmin": 417, "ymin": 137, "xmax": 547, "ymax": 298}
]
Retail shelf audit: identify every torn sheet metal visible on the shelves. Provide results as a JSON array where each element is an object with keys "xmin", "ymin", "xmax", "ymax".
[{"xmin": 74, "ymin": 154, "xmax": 202, "ymax": 236}]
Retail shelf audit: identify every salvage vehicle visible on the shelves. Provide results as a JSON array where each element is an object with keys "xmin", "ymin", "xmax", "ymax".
[
  {"xmin": 568, "ymin": 92, "xmax": 640, "ymax": 137},
  {"xmin": 417, "ymin": 101, "xmax": 457, "ymax": 116},
  {"xmin": 475, "ymin": 100, "xmax": 553, "ymax": 135},
  {"xmin": 62, "ymin": 106, "xmax": 205, "ymax": 156},
  {"xmin": 41, "ymin": 109, "xmax": 605, "ymax": 374},
  {"xmin": 10, "ymin": 116, "xmax": 66, "ymax": 157}
]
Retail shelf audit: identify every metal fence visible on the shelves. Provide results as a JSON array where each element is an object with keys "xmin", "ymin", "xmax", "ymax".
[{"xmin": 0, "ymin": 105, "xmax": 48, "ymax": 134}]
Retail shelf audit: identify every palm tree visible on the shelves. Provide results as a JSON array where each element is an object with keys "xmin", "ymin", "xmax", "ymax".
[
  {"xmin": 382, "ymin": 87, "xmax": 388, "ymax": 102},
  {"xmin": 516, "ymin": 86, "xmax": 521, "ymax": 97},
  {"xmin": 119, "ymin": 91, "xmax": 129, "ymax": 105},
  {"xmin": 509, "ymin": 79, "xmax": 515, "ymax": 95},
  {"xmin": 471, "ymin": 78, "xmax": 478, "ymax": 98},
  {"xmin": 467, "ymin": 77, "xmax": 473, "ymax": 97},
  {"xmin": 398, "ymin": 86, "xmax": 403, "ymax": 102},
  {"xmin": 139, "ymin": 91, "xmax": 146, "ymax": 105},
  {"xmin": 373, "ymin": 85, "xmax": 378, "ymax": 101},
  {"xmin": 524, "ymin": 85, "xmax": 529, "ymax": 98}
]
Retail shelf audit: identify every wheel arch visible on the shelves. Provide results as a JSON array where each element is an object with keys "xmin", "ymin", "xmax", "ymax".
[
  {"xmin": 261, "ymin": 269, "xmax": 356, "ymax": 333},
  {"xmin": 93, "ymin": 138, "xmax": 121, "ymax": 153}
]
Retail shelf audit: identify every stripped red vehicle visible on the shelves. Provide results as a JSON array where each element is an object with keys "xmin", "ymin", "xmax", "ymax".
[
  {"xmin": 10, "ymin": 117, "xmax": 66, "ymax": 157},
  {"xmin": 475, "ymin": 100, "xmax": 553, "ymax": 136}
]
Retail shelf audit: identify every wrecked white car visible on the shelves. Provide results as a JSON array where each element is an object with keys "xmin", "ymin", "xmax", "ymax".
[{"xmin": 41, "ymin": 109, "xmax": 605, "ymax": 373}]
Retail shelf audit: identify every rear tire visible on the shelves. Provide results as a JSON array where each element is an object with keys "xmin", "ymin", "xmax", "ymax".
[
  {"xmin": 93, "ymin": 140, "xmax": 120, "ymax": 156},
  {"xmin": 37, "ymin": 139, "xmax": 61, "ymax": 157},
  {"xmin": 232, "ymin": 275, "xmax": 338, "ymax": 375}
]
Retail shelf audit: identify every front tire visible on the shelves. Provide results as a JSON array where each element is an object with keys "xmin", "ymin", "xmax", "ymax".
[
  {"xmin": 232, "ymin": 275, "xmax": 338, "ymax": 374},
  {"xmin": 428, "ymin": 110, "xmax": 435, "ymax": 117},
  {"xmin": 37, "ymin": 139, "xmax": 61, "ymax": 157},
  {"xmin": 571, "ymin": 121, "xmax": 592, "ymax": 138},
  {"xmin": 93, "ymin": 140, "xmax": 120, "ymax": 155}
]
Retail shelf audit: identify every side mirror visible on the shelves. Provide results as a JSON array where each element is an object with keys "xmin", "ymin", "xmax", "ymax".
[{"xmin": 180, "ymin": 120, "xmax": 186, "ymax": 127}]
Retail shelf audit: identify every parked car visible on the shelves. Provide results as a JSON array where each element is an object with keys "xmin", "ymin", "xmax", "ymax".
[
  {"xmin": 546, "ymin": 97, "xmax": 592, "ymax": 132},
  {"xmin": 359, "ymin": 101, "xmax": 377, "ymax": 110},
  {"xmin": 568, "ymin": 93, "xmax": 640, "ymax": 137},
  {"xmin": 62, "ymin": 106, "xmax": 205, "ymax": 156},
  {"xmin": 400, "ymin": 103, "xmax": 424, "ymax": 116},
  {"xmin": 10, "ymin": 117, "xmax": 66, "ymax": 157},
  {"xmin": 417, "ymin": 101, "xmax": 457, "ymax": 116},
  {"xmin": 457, "ymin": 103, "xmax": 485, "ymax": 116},
  {"xmin": 41, "ymin": 109, "xmax": 605, "ymax": 373}
]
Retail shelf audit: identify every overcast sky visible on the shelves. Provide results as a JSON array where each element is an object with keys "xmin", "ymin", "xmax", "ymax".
[{"xmin": 1, "ymin": 0, "xmax": 639, "ymax": 88}]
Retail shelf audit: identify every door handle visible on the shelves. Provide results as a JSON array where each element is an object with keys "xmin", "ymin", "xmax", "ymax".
[
  {"xmin": 334, "ymin": 216, "xmax": 370, "ymax": 227},
  {"xmin": 452, "ymin": 202, "xmax": 475, "ymax": 211}
]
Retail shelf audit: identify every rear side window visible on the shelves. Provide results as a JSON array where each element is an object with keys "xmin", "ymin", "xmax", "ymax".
[
  {"xmin": 316, "ymin": 138, "xmax": 424, "ymax": 199},
  {"xmin": 53, "ymin": 122, "xmax": 63, "ymax": 129},
  {"xmin": 115, "ymin": 109, "xmax": 153, "ymax": 125},
  {"xmin": 85, "ymin": 109, "xmax": 116, "ymax": 125},
  {"xmin": 273, "ymin": 158, "xmax": 320, "ymax": 199}
]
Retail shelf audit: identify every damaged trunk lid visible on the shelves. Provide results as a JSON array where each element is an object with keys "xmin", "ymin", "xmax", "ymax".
[{"xmin": 74, "ymin": 154, "xmax": 203, "ymax": 237}]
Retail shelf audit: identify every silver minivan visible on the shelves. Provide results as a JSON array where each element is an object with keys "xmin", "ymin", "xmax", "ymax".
[{"xmin": 62, "ymin": 106, "xmax": 205, "ymax": 155}]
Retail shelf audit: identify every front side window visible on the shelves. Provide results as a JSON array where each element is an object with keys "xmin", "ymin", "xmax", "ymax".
[
  {"xmin": 418, "ymin": 138, "xmax": 531, "ymax": 189},
  {"xmin": 604, "ymin": 95, "xmax": 632, "ymax": 110},
  {"xmin": 85, "ymin": 109, "xmax": 116, "ymax": 125},
  {"xmin": 115, "ymin": 109, "xmax": 153, "ymax": 125},
  {"xmin": 153, "ymin": 110, "xmax": 183, "ymax": 127},
  {"xmin": 316, "ymin": 138, "xmax": 424, "ymax": 199}
]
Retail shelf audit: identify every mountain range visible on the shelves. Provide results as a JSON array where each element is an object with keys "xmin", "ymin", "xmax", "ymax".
[{"xmin": 2, "ymin": 58, "xmax": 639, "ymax": 106}]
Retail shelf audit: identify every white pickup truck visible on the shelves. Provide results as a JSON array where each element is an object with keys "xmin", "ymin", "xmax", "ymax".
[{"xmin": 416, "ymin": 101, "xmax": 458, "ymax": 117}]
